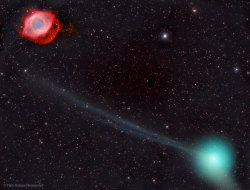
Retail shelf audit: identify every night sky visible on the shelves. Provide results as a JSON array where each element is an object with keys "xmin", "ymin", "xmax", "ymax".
[{"xmin": 0, "ymin": 0, "xmax": 249, "ymax": 189}]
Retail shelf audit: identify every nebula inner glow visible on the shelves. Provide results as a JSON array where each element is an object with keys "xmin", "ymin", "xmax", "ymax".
[{"xmin": 19, "ymin": 9, "xmax": 61, "ymax": 45}]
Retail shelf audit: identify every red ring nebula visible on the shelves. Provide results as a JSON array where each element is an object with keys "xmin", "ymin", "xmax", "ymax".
[{"xmin": 18, "ymin": 8, "xmax": 62, "ymax": 45}]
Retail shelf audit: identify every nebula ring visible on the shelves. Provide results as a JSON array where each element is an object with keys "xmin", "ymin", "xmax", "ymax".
[{"xmin": 19, "ymin": 9, "xmax": 61, "ymax": 45}]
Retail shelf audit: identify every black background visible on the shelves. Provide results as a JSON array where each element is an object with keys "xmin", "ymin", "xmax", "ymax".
[{"xmin": 0, "ymin": 0, "xmax": 249, "ymax": 189}]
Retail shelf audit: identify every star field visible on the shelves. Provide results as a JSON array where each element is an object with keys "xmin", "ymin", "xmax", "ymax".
[{"xmin": 0, "ymin": 0, "xmax": 249, "ymax": 189}]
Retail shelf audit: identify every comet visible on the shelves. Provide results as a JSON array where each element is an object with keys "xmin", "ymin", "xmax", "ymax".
[
  {"xmin": 29, "ymin": 77, "xmax": 239, "ymax": 189},
  {"xmin": 193, "ymin": 137, "xmax": 238, "ymax": 190}
]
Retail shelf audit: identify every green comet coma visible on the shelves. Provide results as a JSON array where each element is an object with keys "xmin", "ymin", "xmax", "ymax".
[{"xmin": 193, "ymin": 137, "xmax": 235, "ymax": 183}]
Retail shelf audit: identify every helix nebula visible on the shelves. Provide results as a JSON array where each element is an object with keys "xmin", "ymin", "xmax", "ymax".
[{"xmin": 18, "ymin": 9, "xmax": 61, "ymax": 45}]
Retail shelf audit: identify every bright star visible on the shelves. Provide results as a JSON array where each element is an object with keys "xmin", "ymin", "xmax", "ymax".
[
  {"xmin": 234, "ymin": 67, "xmax": 239, "ymax": 72},
  {"xmin": 162, "ymin": 33, "xmax": 168, "ymax": 39},
  {"xmin": 159, "ymin": 30, "xmax": 172, "ymax": 43}
]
